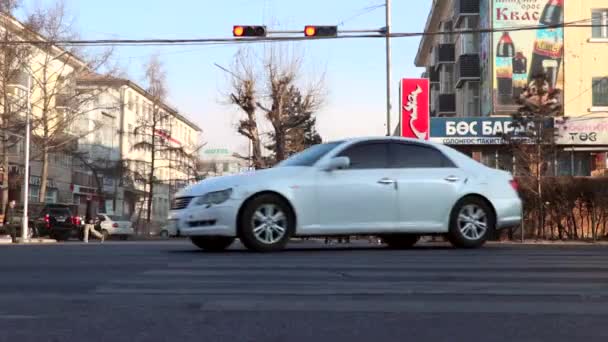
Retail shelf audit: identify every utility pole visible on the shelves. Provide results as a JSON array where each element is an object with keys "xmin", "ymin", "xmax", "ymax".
[
  {"xmin": 385, "ymin": 0, "xmax": 392, "ymax": 136},
  {"xmin": 21, "ymin": 74, "xmax": 31, "ymax": 242}
]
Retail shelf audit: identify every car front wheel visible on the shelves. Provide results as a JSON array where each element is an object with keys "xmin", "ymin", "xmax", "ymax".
[
  {"xmin": 448, "ymin": 197, "xmax": 495, "ymax": 249},
  {"xmin": 190, "ymin": 236, "xmax": 235, "ymax": 252},
  {"xmin": 239, "ymin": 194, "xmax": 295, "ymax": 252}
]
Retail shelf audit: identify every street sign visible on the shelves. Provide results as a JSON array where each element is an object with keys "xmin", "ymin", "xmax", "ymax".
[{"xmin": 400, "ymin": 78, "xmax": 430, "ymax": 140}]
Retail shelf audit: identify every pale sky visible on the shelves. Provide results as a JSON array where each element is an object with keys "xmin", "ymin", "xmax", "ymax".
[{"xmin": 20, "ymin": 0, "xmax": 431, "ymax": 156}]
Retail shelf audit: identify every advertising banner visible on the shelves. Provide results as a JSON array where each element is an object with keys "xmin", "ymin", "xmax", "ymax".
[
  {"xmin": 400, "ymin": 78, "xmax": 430, "ymax": 140},
  {"xmin": 492, "ymin": 0, "xmax": 564, "ymax": 114},
  {"xmin": 430, "ymin": 117, "xmax": 540, "ymax": 145},
  {"xmin": 555, "ymin": 117, "xmax": 608, "ymax": 145}
]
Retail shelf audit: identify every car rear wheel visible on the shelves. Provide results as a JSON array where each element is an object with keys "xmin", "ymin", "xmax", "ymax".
[
  {"xmin": 382, "ymin": 234, "xmax": 420, "ymax": 249},
  {"xmin": 190, "ymin": 236, "xmax": 235, "ymax": 252},
  {"xmin": 448, "ymin": 197, "xmax": 495, "ymax": 249},
  {"xmin": 239, "ymin": 194, "xmax": 295, "ymax": 252}
]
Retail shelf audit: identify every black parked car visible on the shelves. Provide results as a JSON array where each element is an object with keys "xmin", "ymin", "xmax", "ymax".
[
  {"xmin": 33, "ymin": 204, "xmax": 82, "ymax": 241},
  {"xmin": 1, "ymin": 204, "xmax": 82, "ymax": 241}
]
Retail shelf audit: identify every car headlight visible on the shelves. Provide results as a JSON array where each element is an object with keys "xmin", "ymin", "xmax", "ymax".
[{"xmin": 194, "ymin": 189, "xmax": 233, "ymax": 206}]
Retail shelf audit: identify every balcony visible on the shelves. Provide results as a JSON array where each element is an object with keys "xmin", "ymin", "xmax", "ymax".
[
  {"xmin": 454, "ymin": 0, "xmax": 480, "ymax": 27},
  {"xmin": 455, "ymin": 54, "xmax": 480, "ymax": 88},
  {"xmin": 434, "ymin": 44, "xmax": 455, "ymax": 68},
  {"xmin": 437, "ymin": 93, "xmax": 456, "ymax": 115}
]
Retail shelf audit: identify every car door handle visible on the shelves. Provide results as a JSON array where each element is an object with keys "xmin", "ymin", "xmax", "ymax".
[
  {"xmin": 377, "ymin": 178, "xmax": 396, "ymax": 185},
  {"xmin": 444, "ymin": 175, "xmax": 460, "ymax": 182}
]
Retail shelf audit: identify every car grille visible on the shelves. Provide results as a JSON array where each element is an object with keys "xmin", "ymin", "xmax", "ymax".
[{"xmin": 171, "ymin": 197, "xmax": 194, "ymax": 210}]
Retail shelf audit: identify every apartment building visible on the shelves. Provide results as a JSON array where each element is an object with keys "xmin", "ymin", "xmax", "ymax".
[
  {"xmin": 76, "ymin": 76, "xmax": 202, "ymax": 222},
  {"xmin": 0, "ymin": 12, "xmax": 201, "ymax": 225},
  {"xmin": 0, "ymin": 13, "xmax": 88, "ymax": 206},
  {"xmin": 414, "ymin": 0, "xmax": 608, "ymax": 177}
]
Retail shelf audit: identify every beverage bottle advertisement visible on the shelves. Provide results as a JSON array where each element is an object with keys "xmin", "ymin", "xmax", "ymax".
[{"xmin": 491, "ymin": 0, "xmax": 564, "ymax": 115}]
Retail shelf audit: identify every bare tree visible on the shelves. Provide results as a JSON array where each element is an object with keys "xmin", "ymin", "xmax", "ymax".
[
  {"xmin": 0, "ymin": 2, "xmax": 34, "ymax": 212},
  {"xmin": 24, "ymin": 0, "xmax": 114, "ymax": 203},
  {"xmin": 225, "ymin": 50, "xmax": 264, "ymax": 169},
  {"xmin": 224, "ymin": 47, "xmax": 324, "ymax": 167},
  {"xmin": 503, "ymin": 72, "xmax": 563, "ymax": 239},
  {"xmin": 129, "ymin": 55, "xmax": 202, "ymax": 223},
  {"xmin": 257, "ymin": 48, "xmax": 324, "ymax": 163}
]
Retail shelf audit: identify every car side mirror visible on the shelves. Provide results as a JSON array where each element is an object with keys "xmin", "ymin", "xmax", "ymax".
[{"xmin": 323, "ymin": 156, "xmax": 350, "ymax": 172}]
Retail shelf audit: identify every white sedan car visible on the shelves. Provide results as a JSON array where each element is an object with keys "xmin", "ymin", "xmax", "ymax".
[
  {"xmin": 170, "ymin": 137, "xmax": 522, "ymax": 252},
  {"xmin": 96, "ymin": 214, "xmax": 135, "ymax": 240}
]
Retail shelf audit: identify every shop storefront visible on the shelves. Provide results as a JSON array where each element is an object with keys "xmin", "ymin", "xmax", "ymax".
[{"xmin": 430, "ymin": 117, "xmax": 608, "ymax": 177}]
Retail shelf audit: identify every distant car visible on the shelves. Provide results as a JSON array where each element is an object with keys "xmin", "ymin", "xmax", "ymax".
[
  {"xmin": 95, "ymin": 214, "xmax": 134, "ymax": 240},
  {"xmin": 0, "ymin": 204, "xmax": 82, "ymax": 241},
  {"xmin": 169, "ymin": 137, "xmax": 523, "ymax": 253}
]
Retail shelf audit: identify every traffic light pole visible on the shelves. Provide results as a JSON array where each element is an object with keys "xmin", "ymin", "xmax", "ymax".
[{"xmin": 385, "ymin": 0, "xmax": 392, "ymax": 136}]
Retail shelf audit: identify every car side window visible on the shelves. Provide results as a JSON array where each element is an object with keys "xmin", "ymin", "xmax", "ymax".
[
  {"xmin": 389, "ymin": 143, "xmax": 456, "ymax": 168},
  {"xmin": 338, "ymin": 142, "xmax": 389, "ymax": 169}
]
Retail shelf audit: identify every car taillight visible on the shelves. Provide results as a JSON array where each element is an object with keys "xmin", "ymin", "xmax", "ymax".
[
  {"xmin": 112, "ymin": 223, "xmax": 119, "ymax": 228},
  {"xmin": 72, "ymin": 216, "xmax": 80, "ymax": 225},
  {"xmin": 510, "ymin": 179, "xmax": 519, "ymax": 191},
  {"xmin": 44, "ymin": 214, "xmax": 50, "ymax": 228}
]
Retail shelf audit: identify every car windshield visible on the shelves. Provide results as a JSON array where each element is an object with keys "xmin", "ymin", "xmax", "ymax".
[{"xmin": 277, "ymin": 141, "xmax": 343, "ymax": 167}]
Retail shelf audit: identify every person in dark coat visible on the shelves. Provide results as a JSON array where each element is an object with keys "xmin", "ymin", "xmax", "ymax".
[
  {"xmin": 3, "ymin": 200, "xmax": 17, "ymax": 243},
  {"xmin": 83, "ymin": 199, "xmax": 104, "ymax": 243}
]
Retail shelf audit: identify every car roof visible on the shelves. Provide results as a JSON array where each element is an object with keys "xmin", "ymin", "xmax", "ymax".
[{"xmin": 328, "ymin": 136, "xmax": 441, "ymax": 148}]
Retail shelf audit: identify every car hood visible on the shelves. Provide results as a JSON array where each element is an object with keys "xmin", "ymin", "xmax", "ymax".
[{"xmin": 175, "ymin": 167, "xmax": 310, "ymax": 197}]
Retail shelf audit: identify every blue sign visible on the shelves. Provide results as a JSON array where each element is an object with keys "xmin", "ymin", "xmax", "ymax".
[{"xmin": 430, "ymin": 117, "xmax": 538, "ymax": 145}]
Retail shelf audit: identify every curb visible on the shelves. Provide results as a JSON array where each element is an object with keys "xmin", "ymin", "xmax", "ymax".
[{"xmin": 0, "ymin": 238, "xmax": 57, "ymax": 245}]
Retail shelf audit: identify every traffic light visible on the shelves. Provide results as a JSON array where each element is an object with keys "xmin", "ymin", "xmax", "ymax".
[
  {"xmin": 304, "ymin": 25, "xmax": 338, "ymax": 37},
  {"xmin": 233, "ymin": 25, "xmax": 267, "ymax": 37}
]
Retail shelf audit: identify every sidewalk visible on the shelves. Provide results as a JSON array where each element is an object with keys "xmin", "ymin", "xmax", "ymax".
[{"xmin": 0, "ymin": 235, "xmax": 57, "ymax": 245}]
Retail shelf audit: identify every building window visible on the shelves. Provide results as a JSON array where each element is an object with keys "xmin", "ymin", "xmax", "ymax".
[
  {"xmin": 440, "ymin": 20, "xmax": 454, "ymax": 44},
  {"xmin": 592, "ymin": 9, "xmax": 608, "ymax": 39},
  {"xmin": 465, "ymin": 82, "xmax": 480, "ymax": 116},
  {"xmin": 592, "ymin": 77, "xmax": 608, "ymax": 107},
  {"xmin": 440, "ymin": 64, "xmax": 454, "ymax": 93}
]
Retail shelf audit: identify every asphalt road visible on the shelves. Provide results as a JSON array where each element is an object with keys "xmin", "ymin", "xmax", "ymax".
[{"xmin": 0, "ymin": 240, "xmax": 607, "ymax": 342}]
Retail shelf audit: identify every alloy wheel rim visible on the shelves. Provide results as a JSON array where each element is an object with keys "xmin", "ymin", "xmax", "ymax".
[
  {"xmin": 457, "ymin": 204, "xmax": 488, "ymax": 241},
  {"xmin": 251, "ymin": 204, "xmax": 287, "ymax": 244}
]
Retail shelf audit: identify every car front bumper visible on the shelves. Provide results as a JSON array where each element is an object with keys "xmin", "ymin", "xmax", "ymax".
[{"xmin": 170, "ymin": 200, "xmax": 239, "ymax": 237}]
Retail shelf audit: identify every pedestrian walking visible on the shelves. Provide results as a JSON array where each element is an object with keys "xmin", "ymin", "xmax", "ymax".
[
  {"xmin": 83, "ymin": 199, "xmax": 104, "ymax": 243},
  {"xmin": 3, "ymin": 200, "xmax": 18, "ymax": 243}
]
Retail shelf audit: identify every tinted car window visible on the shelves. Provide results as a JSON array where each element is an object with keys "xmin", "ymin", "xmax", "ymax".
[
  {"xmin": 49, "ymin": 209, "xmax": 71, "ymax": 217},
  {"xmin": 278, "ymin": 141, "xmax": 343, "ymax": 167},
  {"xmin": 339, "ymin": 142, "xmax": 389, "ymax": 169},
  {"xmin": 389, "ymin": 143, "xmax": 455, "ymax": 168}
]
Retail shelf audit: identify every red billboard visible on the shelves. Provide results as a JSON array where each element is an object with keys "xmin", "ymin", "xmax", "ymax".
[{"xmin": 400, "ymin": 78, "xmax": 430, "ymax": 140}]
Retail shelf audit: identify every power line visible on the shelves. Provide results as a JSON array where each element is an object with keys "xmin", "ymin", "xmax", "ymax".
[
  {"xmin": 0, "ymin": 19, "xmax": 600, "ymax": 47},
  {"xmin": 337, "ymin": 3, "xmax": 384, "ymax": 26}
]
